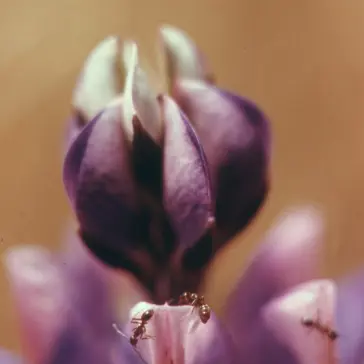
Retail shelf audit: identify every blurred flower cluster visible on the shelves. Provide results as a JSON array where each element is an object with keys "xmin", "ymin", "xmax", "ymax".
[{"xmin": 1, "ymin": 25, "xmax": 364, "ymax": 364}]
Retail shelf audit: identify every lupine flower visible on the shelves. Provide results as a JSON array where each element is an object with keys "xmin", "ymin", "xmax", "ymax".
[
  {"xmin": 2, "ymin": 207, "xmax": 363, "ymax": 364},
  {"xmin": 63, "ymin": 26, "xmax": 271, "ymax": 302}
]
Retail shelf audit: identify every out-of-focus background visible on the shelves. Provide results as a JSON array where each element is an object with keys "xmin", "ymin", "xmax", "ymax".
[{"xmin": 2, "ymin": 0, "xmax": 364, "ymax": 353}]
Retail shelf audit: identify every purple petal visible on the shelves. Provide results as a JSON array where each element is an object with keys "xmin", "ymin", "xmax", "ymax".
[
  {"xmin": 263, "ymin": 279, "xmax": 337, "ymax": 364},
  {"xmin": 160, "ymin": 25, "xmax": 271, "ymax": 241},
  {"xmin": 4, "ymin": 245, "xmax": 142, "ymax": 364},
  {"xmin": 162, "ymin": 95, "xmax": 214, "ymax": 249},
  {"xmin": 5, "ymin": 246, "xmax": 66, "ymax": 364},
  {"xmin": 184, "ymin": 311, "xmax": 239, "ymax": 364},
  {"xmin": 61, "ymin": 223, "xmax": 151, "ymax": 324},
  {"xmin": 0, "ymin": 350, "xmax": 23, "ymax": 364},
  {"xmin": 63, "ymin": 101, "xmax": 139, "ymax": 250},
  {"xmin": 223, "ymin": 207, "xmax": 324, "ymax": 363},
  {"xmin": 174, "ymin": 79, "xmax": 271, "ymax": 242},
  {"xmin": 335, "ymin": 268, "xmax": 364, "ymax": 364}
]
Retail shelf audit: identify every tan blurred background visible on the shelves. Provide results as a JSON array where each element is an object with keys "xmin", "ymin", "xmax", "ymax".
[{"xmin": 2, "ymin": 0, "xmax": 364, "ymax": 354}]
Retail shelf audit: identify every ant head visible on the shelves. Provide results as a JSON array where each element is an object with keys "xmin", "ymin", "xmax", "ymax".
[
  {"xmin": 142, "ymin": 309, "xmax": 154, "ymax": 321},
  {"xmin": 130, "ymin": 336, "xmax": 138, "ymax": 346},
  {"xmin": 190, "ymin": 293, "xmax": 198, "ymax": 300},
  {"xmin": 301, "ymin": 317, "xmax": 314, "ymax": 327},
  {"xmin": 328, "ymin": 330, "xmax": 338, "ymax": 340},
  {"xmin": 199, "ymin": 305, "xmax": 211, "ymax": 323},
  {"xmin": 179, "ymin": 292, "xmax": 190, "ymax": 305}
]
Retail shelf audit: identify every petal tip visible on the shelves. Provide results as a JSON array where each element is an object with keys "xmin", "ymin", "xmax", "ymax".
[
  {"xmin": 123, "ymin": 43, "xmax": 162, "ymax": 144},
  {"xmin": 73, "ymin": 35, "xmax": 121, "ymax": 122},
  {"xmin": 271, "ymin": 206, "xmax": 324, "ymax": 250},
  {"xmin": 159, "ymin": 25, "xmax": 210, "ymax": 83}
]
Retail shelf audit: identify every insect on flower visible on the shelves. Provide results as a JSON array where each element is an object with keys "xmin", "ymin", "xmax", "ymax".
[
  {"xmin": 178, "ymin": 292, "xmax": 211, "ymax": 324},
  {"xmin": 301, "ymin": 316, "xmax": 339, "ymax": 341},
  {"xmin": 113, "ymin": 309, "xmax": 155, "ymax": 346},
  {"xmin": 301, "ymin": 282, "xmax": 339, "ymax": 342}
]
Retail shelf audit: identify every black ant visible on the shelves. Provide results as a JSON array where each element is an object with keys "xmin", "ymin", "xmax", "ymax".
[
  {"xmin": 301, "ymin": 316, "xmax": 339, "ymax": 341},
  {"xmin": 113, "ymin": 309, "xmax": 155, "ymax": 347},
  {"xmin": 178, "ymin": 292, "xmax": 211, "ymax": 324}
]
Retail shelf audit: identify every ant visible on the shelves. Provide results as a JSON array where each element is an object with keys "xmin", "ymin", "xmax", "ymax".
[
  {"xmin": 301, "ymin": 316, "xmax": 339, "ymax": 341},
  {"xmin": 113, "ymin": 309, "xmax": 155, "ymax": 347},
  {"xmin": 178, "ymin": 292, "xmax": 211, "ymax": 324}
]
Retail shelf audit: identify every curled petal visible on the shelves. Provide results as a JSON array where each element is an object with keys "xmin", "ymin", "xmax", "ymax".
[
  {"xmin": 263, "ymin": 279, "xmax": 337, "ymax": 364},
  {"xmin": 174, "ymin": 79, "xmax": 271, "ymax": 241},
  {"xmin": 161, "ymin": 26, "xmax": 271, "ymax": 240},
  {"xmin": 162, "ymin": 95, "xmax": 214, "ymax": 249},
  {"xmin": 119, "ymin": 301, "xmax": 238, "ymax": 364},
  {"xmin": 335, "ymin": 268, "xmax": 364, "ymax": 364},
  {"xmin": 223, "ymin": 207, "xmax": 324, "ymax": 362},
  {"xmin": 63, "ymin": 100, "xmax": 138, "ymax": 250}
]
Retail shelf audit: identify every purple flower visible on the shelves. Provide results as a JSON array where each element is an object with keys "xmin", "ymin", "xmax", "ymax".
[
  {"xmin": 63, "ymin": 27, "xmax": 271, "ymax": 302},
  {"xmin": 3, "ymin": 206, "xmax": 359, "ymax": 364}
]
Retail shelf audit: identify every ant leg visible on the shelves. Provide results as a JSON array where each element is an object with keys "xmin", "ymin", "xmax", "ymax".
[
  {"xmin": 130, "ymin": 309, "xmax": 147, "ymax": 323},
  {"xmin": 190, "ymin": 298, "xmax": 198, "ymax": 306},
  {"xmin": 189, "ymin": 304, "xmax": 197, "ymax": 315},
  {"xmin": 141, "ymin": 335, "xmax": 155, "ymax": 340}
]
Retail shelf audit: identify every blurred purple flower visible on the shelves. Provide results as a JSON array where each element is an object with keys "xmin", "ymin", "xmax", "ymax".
[
  {"xmin": 3, "ymin": 206, "xmax": 359, "ymax": 364},
  {"xmin": 63, "ymin": 27, "xmax": 271, "ymax": 302}
]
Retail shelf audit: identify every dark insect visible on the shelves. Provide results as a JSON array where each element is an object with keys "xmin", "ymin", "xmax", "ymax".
[
  {"xmin": 178, "ymin": 291, "xmax": 211, "ymax": 324},
  {"xmin": 301, "ymin": 316, "xmax": 339, "ymax": 341},
  {"xmin": 113, "ymin": 309, "xmax": 155, "ymax": 348},
  {"xmin": 129, "ymin": 309, "xmax": 155, "ymax": 346}
]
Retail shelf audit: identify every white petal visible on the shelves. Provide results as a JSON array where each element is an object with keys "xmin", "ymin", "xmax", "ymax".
[
  {"xmin": 160, "ymin": 26, "xmax": 213, "ymax": 83},
  {"xmin": 73, "ymin": 37, "xmax": 121, "ymax": 121},
  {"xmin": 123, "ymin": 42, "xmax": 162, "ymax": 144}
]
